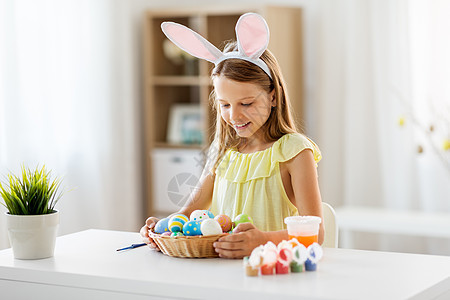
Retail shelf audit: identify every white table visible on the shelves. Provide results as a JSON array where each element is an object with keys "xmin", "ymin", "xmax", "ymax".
[{"xmin": 0, "ymin": 229, "xmax": 449, "ymax": 300}]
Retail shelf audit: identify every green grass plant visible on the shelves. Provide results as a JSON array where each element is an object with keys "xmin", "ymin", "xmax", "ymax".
[{"xmin": 0, "ymin": 165, "xmax": 64, "ymax": 215}]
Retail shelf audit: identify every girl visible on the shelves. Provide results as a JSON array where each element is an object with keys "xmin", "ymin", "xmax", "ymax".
[{"xmin": 140, "ymin": 13, "xmax": 323, "ymax": 259}]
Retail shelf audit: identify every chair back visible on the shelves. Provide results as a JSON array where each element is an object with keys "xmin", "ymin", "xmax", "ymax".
[{"xmin": 322, "ymin": 202, "xmax": 338, "ymax": 248}]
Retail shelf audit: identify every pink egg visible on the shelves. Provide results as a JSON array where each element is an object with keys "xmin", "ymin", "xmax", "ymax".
[{"xmin": 214, "ymin": 214, "xmax": 232, "ymax": 232}]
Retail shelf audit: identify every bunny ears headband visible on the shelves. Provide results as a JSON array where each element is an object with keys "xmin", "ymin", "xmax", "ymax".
[{"xmin": 161, "ymin": 13, "xmax": 272, "ymax": 79}]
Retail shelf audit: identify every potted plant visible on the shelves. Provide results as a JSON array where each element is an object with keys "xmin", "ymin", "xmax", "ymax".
[{"xmin": 0, "ymin": 165, "xmax": 64, "ymax": 259}]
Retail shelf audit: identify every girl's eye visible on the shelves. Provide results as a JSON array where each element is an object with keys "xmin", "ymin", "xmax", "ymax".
[
  {"xmin": 242, "ymin": 103, "xmax": 253, "ymax": 107},
  {"xmin": 220, "ymin": 104, "xmax": 230, "ymax": 108}
]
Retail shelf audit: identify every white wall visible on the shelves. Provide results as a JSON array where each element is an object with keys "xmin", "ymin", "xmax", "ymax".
[{"xmin": 2, "ymin": 0, "xmax": 448, "ymax": 255}]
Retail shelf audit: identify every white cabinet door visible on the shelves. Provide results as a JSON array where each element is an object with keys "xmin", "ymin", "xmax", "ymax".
[{"xmin": 151, "ymin": 148, "xmax": 204, "ymax": 214}]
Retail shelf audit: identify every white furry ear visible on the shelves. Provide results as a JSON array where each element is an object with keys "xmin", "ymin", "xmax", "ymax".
[
  {"xmin": 235, "ymin": 13, "xmax": 270, "ymax": 59},
  {"xmin": 161, "ymin": 22, "xmax": 223, "ymax": 63}
]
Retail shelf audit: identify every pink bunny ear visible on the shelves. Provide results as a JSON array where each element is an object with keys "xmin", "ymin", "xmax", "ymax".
[
  {"xmin": 161, "ymin": 22, "xmax": 223, "ymax": 63},
  {"xmin": 235, "ymin": 13, "xmax": 270, "ymax": 59}
]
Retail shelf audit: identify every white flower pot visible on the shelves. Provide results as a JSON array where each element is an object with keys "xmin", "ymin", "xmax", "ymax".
[{"xmin": 5, "ymin": 210, "xmax": 59, "ymax": 259}]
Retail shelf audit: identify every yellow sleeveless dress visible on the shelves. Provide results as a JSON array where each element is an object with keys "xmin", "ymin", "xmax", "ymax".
[{"xmin": 210, "ymin": 133, "xmax": 322, "ymax": 231}]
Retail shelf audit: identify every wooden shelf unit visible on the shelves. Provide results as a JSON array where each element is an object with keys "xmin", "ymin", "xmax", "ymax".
[{"xmin": 142, "ymin": 6, "xmax": 304, "ymax": 216}]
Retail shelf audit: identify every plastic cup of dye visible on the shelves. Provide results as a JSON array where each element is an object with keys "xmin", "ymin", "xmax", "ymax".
[{"xmin": 284, "ymin": 216, "xmax": 322, "ymax": 247}]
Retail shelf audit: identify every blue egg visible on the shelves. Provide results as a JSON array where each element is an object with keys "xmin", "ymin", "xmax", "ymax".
[
  {"xmin": 183, "ymin": 220, "xmax": 202, "ymax": 236},
  {"xmin": 206, "ymin": 210, "xmax": 214, "ymax": 219},
  {"xmin": 154, "ymin": 217, "xmax": 170, "ymax": 234}
]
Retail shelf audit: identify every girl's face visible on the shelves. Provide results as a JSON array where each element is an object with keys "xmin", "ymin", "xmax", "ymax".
[{"xmin": 214, "ymin": 75, "xmax": 275, "ymax": 139}]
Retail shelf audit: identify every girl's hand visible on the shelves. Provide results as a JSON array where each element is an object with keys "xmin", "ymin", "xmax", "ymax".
[
  {"xmin": 139, "ymin": 217, "xmax": 161, "ymax": 251},
  {"xmin": 213, "ymin": 223, "xmax": 267, "ymax": 259}
]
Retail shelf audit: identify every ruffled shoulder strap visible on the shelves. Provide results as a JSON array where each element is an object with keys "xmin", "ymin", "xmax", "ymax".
[
  {"xmin": 272, "ymin": 133, "xmax": 322, "ymax": 165},
  {"xmin": 215, "ymin": 133, "xmax": 322, "ymax": 183}
]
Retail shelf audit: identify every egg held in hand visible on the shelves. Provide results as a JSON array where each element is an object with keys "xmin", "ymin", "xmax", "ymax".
[
  {"xmin": 233, "ymin": 213, "xmax": 253, "ymax": 227},
  {"xmin": 200, "ymin": 219, "xmax": 223, "ymax": 236},
  {"xmin": 154, "ymin": 217, "xmax": 170, "ymax": 234}
]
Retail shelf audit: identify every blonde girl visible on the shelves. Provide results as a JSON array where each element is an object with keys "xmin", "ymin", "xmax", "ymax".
[{"xmin": 140, "ymin": 13, "xmax": 323, "ymax": 258}]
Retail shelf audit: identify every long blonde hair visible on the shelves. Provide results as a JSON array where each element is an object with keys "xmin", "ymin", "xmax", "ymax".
[{"xmin": 207, "ymin": 41, "xmax": 298, "ymax": 171}]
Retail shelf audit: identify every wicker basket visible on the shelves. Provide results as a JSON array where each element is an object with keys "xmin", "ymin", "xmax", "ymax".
[{"xmin": 149, "ymin": 230, "xmax": 227, "ymax": 258}]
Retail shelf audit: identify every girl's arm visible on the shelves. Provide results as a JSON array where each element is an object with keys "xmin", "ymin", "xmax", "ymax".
[
  {"xmin": 176, "ymin": 169, "xmax": 215, "ymax": 217},
  {"xmin": 286, "ymin": 148, "xmax": 324, "ymax": 244},
  {"xmin": 140, "ymin": 167, "xmax": 215, "ymax": 250}
]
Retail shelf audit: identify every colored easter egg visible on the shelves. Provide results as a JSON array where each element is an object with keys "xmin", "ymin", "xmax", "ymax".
[
  {"xmin": 234, "ymin": 213, "xmax": 253, "ymax": 226},
  {"xmin": 190, "ymin": 210, "xmax": 211, "ymax": 222},
  {"xmin": 154, "ymin": 217, "xmax": 170, "ymax": 234},
  {"xmin": 170, "ymin": 232, "xmax": 184, "ymax": 238},
  {"xmin": 214, "ymin": 214, "xmax": 232, "ymax": 232},
  {"xmin": 200, "ymin": 219, "xmax": 223, "ymax": 236},
  {"xmin": 168, "ymin": 214, "xmax": 189, "ymax": 232},
  {"xmin": 183, "ymin": 220, "xmax": 202, "ymax": 236},
  {"xmin": 206, "ymin": 210, "xmax": 215, "ymax": 219}
]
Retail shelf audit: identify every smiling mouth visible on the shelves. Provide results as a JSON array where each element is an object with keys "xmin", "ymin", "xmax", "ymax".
[{"xmin": 234, "ymin": 122, "xmax": 251, "ymax": 129}]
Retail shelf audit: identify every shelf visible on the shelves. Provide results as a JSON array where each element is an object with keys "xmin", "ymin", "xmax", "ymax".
[
  {"xmin": 143, "ymin": 6, "xmax": 304, "ymax": 216},
  {"xmin": 149, "ymin": 76, "xmax": 211, "ymax": 86},
  {"xmin": 153, "ymin": 142, "xmax": 204, "ymax": 150}
]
